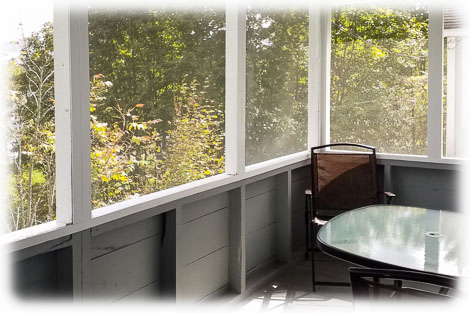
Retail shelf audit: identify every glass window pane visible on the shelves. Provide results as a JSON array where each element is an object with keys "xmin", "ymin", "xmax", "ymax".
[
  {"xmin": 245, "ymin": 3, "xmax": 308, "ymax": 165},
  {"xmin": 88, "ymin": 4, "xmax": 225, "ymax": 209},
  {"xmin": 330, "ymin": 3, "xmax": 429, "ymax": 155},
  {"xmin": 1, "ymin": 1, "xmax": 55, "ymax": 232}
]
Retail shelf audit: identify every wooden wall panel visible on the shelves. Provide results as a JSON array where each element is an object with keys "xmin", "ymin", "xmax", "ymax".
[
  {"xmin": 179, "ymin": 192, "xmax": 230, "ymax": 302},
  {"xmin": 291, "ymin": 165, "xmax": 310, "ymax": 183},
  {"xmin": 391, "ymin": 167, "xmax": 459, "ymax": 211},
  {"xmin": 91, "ymin": 215, "xmax": 162, "ymax": 259},
  {"xmin": 291, "ymin": 177, "xmax": 309, "ymax": 214},
  {"xmin": 182, "ymin": 193, "xmax": 229, "ymax": 224},
  {"xmin": 245, "ymin": 223, "xmax": 276, "ymax": 273},
  {"xmin": 180, "ymin": 247, "xmax": 228, "ymax": 304},
  {"xmin": 291, "ymin": 169, "xmax": 310, "ymax": 249},
  {"xmin": 245, "ymin": 177, "xmax": 279, "ymax": 273},
  {"xmin": 13, "ymin": 251, "xmax": 58, "ymax": 296},
  {"xmin": 245, "ymin": 176, "xmax": 276, "ymax": 199},
  {"xmin": 246, "ymin": 191, "xmax": 276, "ymax": 235},
  {"xmin": 181, "ymin": 208, "xmax": 228, "ymax": 266},
  {"xmin": 12, "ymin": 247, "xmax": 73, "ymax": 298},
  {"xmin": 90, "ymin": 235, "xmax": 160, "ymax": 301}
]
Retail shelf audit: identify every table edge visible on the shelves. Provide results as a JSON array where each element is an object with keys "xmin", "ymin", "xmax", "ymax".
[{"xmin": 315, "ymin": 205, "xmax": 459, "ymax": 279}]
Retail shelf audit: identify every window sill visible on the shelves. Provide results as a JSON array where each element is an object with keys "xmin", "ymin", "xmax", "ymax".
[
  {"xmin": 1, "ymin": 149, "xmax": 465, "ymax": 252},
  {"xmin": 2, "ymin": 151, "xmax": 310, "ymax": 252}
]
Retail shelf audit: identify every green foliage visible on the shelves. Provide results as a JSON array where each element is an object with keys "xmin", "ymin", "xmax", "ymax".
[
  {"xmin": 5, "ymin": 22, "xmax": 56, "ymax": 231},
  {"xmin": 87, "ymin": 6, "xmax": 226, "ymax": 208},
  {"xmin": 5, "ymin": 7, "xmax": 227, "ymax": 229},
  {"xmin": 159, "ymin": 81, "xmax": 224, "ymax": 189},
  {"xmin": 89, "ymin": 75, "xmax": 224, "ymax": 208},
  {"xmin": 246, "ymin": 7, "xmax": 308, "ymax": 165},
  {"xmin": 330, "ymin": 4, "xmax": 429, "ymax": 155}
]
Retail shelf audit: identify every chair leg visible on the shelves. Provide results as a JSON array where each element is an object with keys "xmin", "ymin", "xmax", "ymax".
[
  {"xmin": 310, "ymin": 221, "xmax": 317, "ymax": 292},
  {"xmin": 373, "ymin": 277, "xmax": 380, "ymax": 298},
  {"xmin": 311, "ymin": 243, "xmax": 316, "ymax": 292},
  {"xmin": 305, "ymin": 195, "xmax": 310, "ymax": 259}
]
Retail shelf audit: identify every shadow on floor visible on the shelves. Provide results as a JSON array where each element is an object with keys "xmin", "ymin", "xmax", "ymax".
[{"xmin": 235, "ymin": 251, "xmax": 355, "ymax": 313}]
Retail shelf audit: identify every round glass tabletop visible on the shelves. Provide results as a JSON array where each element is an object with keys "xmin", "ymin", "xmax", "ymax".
[{"xmin": 317, "ymin": 205, "xmax": 469, "ymax": 278}]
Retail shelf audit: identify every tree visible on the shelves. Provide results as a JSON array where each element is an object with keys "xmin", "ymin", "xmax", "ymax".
[
  {"xmin": 87, "ymin": 6, "xmax": 226, "ymax": 208},
  {"xmin": 246, "ymin": 7, "xmax": 309, "ymax": 164},
  {"xmin": 330, "ymin": 4, "xmax": 429, "ymax": 155},
  {"xmin": 159, "ymin": 79, "xmax": 224, "ymax": 190},
  {"xmin": 5, "ymin": 23, "xmax": 55, "ymax": 231}
]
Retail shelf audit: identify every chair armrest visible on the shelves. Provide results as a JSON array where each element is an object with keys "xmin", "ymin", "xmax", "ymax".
[{"xmin": 383, "ymin": 191, "xmax": 396, "ymax": 204}]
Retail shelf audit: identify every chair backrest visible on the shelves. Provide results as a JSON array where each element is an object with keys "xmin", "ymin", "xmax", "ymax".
[
  {"xmin": 349, "ymin": 267, "xmax": 458, "ymax": 303},
  {"xmin": 311, "ymin": 143, "xmax": 378, "ymax": 217}
]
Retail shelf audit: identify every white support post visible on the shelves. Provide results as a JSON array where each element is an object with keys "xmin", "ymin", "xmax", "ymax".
[
  {"xmin": 309, "ymin": 4, "xmax": 331, "ymax": 147},
  {"xmin": 225, "ymin": 2, "xmax": 246, "ymax": 176},
  {"xmin": 308, "ymin": 4, "xmax": 321, "ymax": 149},
  {"xmin": 228, "ymin": 185, "xmax": 246, "ymax": 294},
  {"xmin": 321, "ymin": 7, "xmax": 332, "ymax": 146},
  {"xmin": 54, "ymin": 0, "xmax": 91, "ymax": 225},
  {"xmin": 427, "ymin": 5, "xmax": 444, "ymax": 161},
  {"xmin": 174, "ymin": 206, "xmax": 184, "ymax": 304},
  {"xmin": 445, "ymin": 37, "xmax": 456, "ymax": 157}
]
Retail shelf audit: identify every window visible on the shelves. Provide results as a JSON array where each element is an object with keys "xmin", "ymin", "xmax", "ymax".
[
  {"xmin": 1, "ymin": 3, "xmax": 465, "ymax": 238},
  {"xmin": 329, "ymin": 3, "xmax": 429, "ymax": 155},
  {"xmin": 1, "ymin": 1, "xmax": 55, "ymax": 232},
  {"xmin": 442, "ymin": 6, "xmax": 469, "ymax": 158},
  {"xmin": 245, "ymin": 3, "xmax": 308, "ymax": 165},
  {"xmin": 88, "ymin": 4, "xmax": 225, "ymax": 209}
]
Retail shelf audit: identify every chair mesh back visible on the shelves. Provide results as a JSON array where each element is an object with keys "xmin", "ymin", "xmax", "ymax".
[{"xmin": 313, "ymin": 152, "xmax": 378, "ymax": 216}]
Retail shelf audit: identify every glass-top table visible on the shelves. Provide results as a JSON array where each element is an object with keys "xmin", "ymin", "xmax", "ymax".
[{"xmin": 317, "ymin": 205, "xmax": 469, "ymax": 278}]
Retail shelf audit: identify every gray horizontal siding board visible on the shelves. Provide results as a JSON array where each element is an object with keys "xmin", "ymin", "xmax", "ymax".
[
  {"xmin": 245, "ymin": 223, "xmax": 277, "ymax": 272},
  {"xmin": 275, "ymin": 172, "xmax": 291, "ymax": 263},
  {"xmin": 11, "ymin": 236, "xmax": 72, "ymax": 263},
  {"xmin": 291, "ymin": 209, "xmax": 306, "ymax": 248},
  {"xmin": 181, "ymin": 207, "xmax": 229, "ymax": 266},
  {"xmin": 13, "ymin": 251, "xmax": 58, "ymax": 293},
  {"xmin": 181, "ymin": 247, "xmax": 228, "ymax": 304},
  {"xmin": 182, "ymin": 192, "xmax": 229, "ymax": 224},
  {"xmin": 291, "ymin": 177, "xmax": 309, "ymax": 214},
  {"xmin": 391, "ymin": 167, "xmax": 458, "ymax": 211},
  {"xmin": 16, "ymin": 274, "xmax": 58, "ymax": 296},
  {"xmin": 245, "ymin": 176, "xmax": 276, "ymax": 199},
  {"xmin": 90, "ymin": 215, "xmax": 162, "ymax": 259},
  {"xmin": 90, "ymin": 235, "xmax": 160, "ymax": 301},
  {"xmin": 118, "ymin": 281, "xmax": 160, "ymax": 301},
  {"xmin": 291, "ymin": 165, "xmax": 310, "ymax": 182},
  {"xmin": 246, "ymin": 190, "xmax": 276, "ymax": 235}
]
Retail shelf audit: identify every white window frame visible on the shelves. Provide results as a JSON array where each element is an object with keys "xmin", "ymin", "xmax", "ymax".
[
  {"xmin": 2, "ymin": 1, "xmax": 465, "ymax": 250},
  {"xmin": 443, "ymin": 27, "xmax": 470, "ymax": 159}
]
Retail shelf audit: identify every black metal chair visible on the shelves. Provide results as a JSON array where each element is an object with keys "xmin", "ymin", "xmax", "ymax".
[
  {"xmin": 349, "ymin": 267, "xmax": 457, "ymax": 304},
  {"xmin": 305, "ymin": 143, "xmax": 395, "ymax": 291}
]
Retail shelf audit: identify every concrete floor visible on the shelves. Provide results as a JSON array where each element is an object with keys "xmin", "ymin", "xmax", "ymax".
[{"xmin": 234, "ymin": 251, "xmax": 355, "ymax": 313}]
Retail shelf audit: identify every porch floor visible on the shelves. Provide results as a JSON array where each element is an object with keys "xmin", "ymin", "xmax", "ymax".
[{"xmin": 234, "ymin": 251, "xmax": 355, "ymax": 313}]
